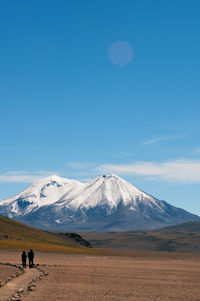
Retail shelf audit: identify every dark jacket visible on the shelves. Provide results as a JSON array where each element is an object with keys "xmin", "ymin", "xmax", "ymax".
[
  {"xmin": 22, "ymin": 252, "xmax": 27, "ymax": 262},
  {"xmin": 28, "ymin": 250, "xmax": 34, "ymax": 260}
]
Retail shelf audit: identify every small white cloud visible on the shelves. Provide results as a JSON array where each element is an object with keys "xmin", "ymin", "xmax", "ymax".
[
  {"xmin": 141, "ymin": 135, "xmax": 185, "ymax": 146},
  {"xmin": 97, "ymin": 158, "xmax": 200, "ymax": 183},
  {"xmin": 0, "ymin": 170, "xmax": 58, "ymax": 183}
]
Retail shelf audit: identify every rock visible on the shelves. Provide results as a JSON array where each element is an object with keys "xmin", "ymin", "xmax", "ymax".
[
  {"xmin": 28, "ymin": 286, "xmax": 34, "ymax": 291},
  {"xmin": 13, "ymin": 294, "xmax": 20, "ymax": 298},
  {"xmin": 17, "ymin": 288, "xmax": 24, "ymax": 293},
  {"xmin": 59, "ymin": 232, "xmax": 92, "ymax": 248}
]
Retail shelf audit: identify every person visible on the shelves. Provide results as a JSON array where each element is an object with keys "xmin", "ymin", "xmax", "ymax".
[
  {"xmin": 28, "ymin": 249, "xmax": 34, "ymax": 268},
  {"xmin": 21, "ymin": 251, "xmax": 27, "ymax": 268}
]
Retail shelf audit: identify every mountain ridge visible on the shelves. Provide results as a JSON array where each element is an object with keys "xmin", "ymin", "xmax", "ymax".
[{"xmin": 0, "ymin": 174, "xmax": 199, "ymax": 231}]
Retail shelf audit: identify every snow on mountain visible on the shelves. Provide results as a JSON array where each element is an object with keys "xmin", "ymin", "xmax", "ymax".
[
  {"xmin": 57, "ymin": 174, "xmax": 164, "ymax": 211},
  {"xmin": 0, "ymin": 174, "xmax": 199, "ymax": 231},
  {"xmin": 0, "ymin": 175, "xmax": 82, "ymax": 216}
]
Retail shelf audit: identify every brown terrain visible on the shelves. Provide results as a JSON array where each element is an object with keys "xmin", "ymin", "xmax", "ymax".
[
  {"xmin": 1, "ymin": 250, "xmax": 200, "ymax": 301},
  {"xmin": 81, "ymin": 221, "xmax": 200, "ymax": 253},
  {"xmin": 1, "ymin": 217, "xmax": 200, "ymax": 300},
  {"xmin": 0, "ymin": 264, "xmax": 19, "ymax": 282}
]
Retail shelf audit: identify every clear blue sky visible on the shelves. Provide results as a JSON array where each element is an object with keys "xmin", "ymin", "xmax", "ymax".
[{"xmin": 1, "ymin": 0, "xmax": 200, "ymax": 214}]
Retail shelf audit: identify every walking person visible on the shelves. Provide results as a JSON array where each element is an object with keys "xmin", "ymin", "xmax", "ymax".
[
  {"xmin": 21, "ymin": 251, "xmax": 27, "ymax": 268},
  {"xmin": 28, "ymin": 249, "xmax": 34, "ymax": 268}
]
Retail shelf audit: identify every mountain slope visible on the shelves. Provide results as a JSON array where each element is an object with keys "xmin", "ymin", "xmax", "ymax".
[{"xmin": 0, "ymin": 174, "xmax": 199, "ymax": 231}]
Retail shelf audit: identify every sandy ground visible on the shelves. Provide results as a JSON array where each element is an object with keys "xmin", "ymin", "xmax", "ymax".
[
  {"xmin": 0, "ymin": 264, "xmax": 18, "ymax": 282},
  {"xmin": 1, "ymin": 251, "xmax": 200, "ymax": 301}
]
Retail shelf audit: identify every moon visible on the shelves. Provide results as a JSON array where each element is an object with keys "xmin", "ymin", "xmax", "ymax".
[{"xmin": 108, "ymin": 41, "xmax": 133, "ymax": 66}]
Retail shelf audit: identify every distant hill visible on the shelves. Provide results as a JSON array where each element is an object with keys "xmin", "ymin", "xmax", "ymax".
[
  {"xmin": 81, "ymin": 221, "xmax": 200, "ymax": 253},
  {"xmin": 0, "ymin": 215, "xmax": 94, "ymax": 253},
  {"xmin": 155, "ymin": 221, "xmax": 200, "ymax": 233},
  {"xmin": 1, "ymin": 215, "xmax": 199, "ymax": 253}
]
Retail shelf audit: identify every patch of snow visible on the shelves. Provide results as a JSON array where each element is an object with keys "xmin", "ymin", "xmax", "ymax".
[{"xmin": 55, "ymin": 219, "xmax": 61, "ymax": 224}]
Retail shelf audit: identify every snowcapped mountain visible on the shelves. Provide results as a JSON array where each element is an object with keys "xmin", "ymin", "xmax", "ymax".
[
  {"xmin": 0, "ymin": 174, "xmax": 199, "ymax": 231},
  {"xmin": 0, "ymin": 175, "xmax": 82, "ymax": 216}
]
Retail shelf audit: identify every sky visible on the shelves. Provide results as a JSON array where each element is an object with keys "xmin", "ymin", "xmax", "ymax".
[{"xmin": 0, "ymin": 0, "xmax": 200, "ymax": 214}]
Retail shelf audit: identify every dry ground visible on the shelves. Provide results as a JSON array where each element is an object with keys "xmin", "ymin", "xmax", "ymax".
[
  {"xmin": 0, "ymin": 264, "xmax": 18, "ymax": 282},
  {"xmin": 1, "ymin": 251, "xmax": 200, "ymax": 301},
  {"xmin": 0, "ymin": 268, "xmax": 39, "ymax": 301}
]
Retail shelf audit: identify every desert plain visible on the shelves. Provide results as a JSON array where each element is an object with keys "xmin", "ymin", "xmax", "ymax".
[{"xmin": 1, "ymin": 250, "xmax": 200, "ymax": 301}]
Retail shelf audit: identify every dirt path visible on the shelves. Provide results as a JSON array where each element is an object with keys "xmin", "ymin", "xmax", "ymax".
[{"xmin": 0, "ymin": 268, "xmax": 40, "ymax": 301}]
